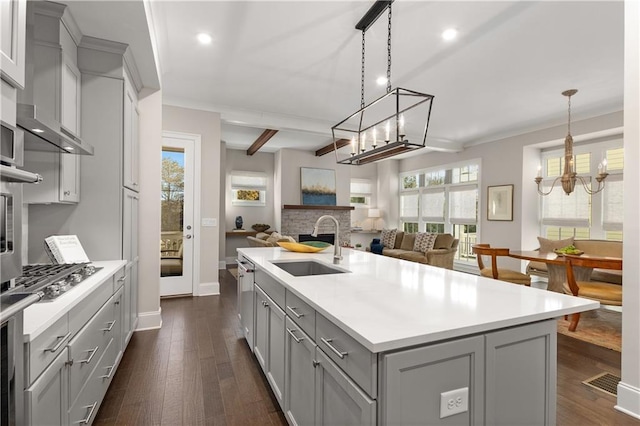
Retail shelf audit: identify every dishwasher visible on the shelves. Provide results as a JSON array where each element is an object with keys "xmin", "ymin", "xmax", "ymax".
[{"xmin": 236, "ymin": 256, "xmax": 255, "ymax": 352}]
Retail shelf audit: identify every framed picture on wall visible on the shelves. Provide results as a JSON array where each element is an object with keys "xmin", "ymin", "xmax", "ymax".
[
  {"xmin": 487, "ymin": 184, "xmax": 514, "ymax": 221},
  {"xmin": 301, "ymin": 167, "xmax": 336, "ymax": 205}
]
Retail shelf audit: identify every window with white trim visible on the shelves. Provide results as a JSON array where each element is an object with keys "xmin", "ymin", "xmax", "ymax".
[
  {"xmin": 350, "ymin": 178, "xmax": 373, "ymax": 207},
  {"xmin": 399, "ymin": 161, "xmax": 479, "ymax": 264},
  {"xmin": 539, "ymin": 140, "xmax": 623, "ymax": 241},
  {"xmin": 231, "ymin": 171, "xmax": 267, "ymax": 206}
]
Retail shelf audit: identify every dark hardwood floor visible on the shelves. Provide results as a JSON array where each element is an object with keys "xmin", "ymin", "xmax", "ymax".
[{"xmin": 94, "ymin": 269, "xmax": 640, "ymax": 425}]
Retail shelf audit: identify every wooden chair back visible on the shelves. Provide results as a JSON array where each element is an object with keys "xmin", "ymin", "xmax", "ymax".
[{"xmin": 472, "ymin": 244, "xmax": 511, "ymax": 279}]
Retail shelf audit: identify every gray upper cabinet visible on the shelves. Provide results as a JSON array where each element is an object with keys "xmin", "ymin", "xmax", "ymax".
[
  {"xmin": 123, "ymin": 78, "xmax": 139, "ymax": 192},
  {"xmin": 0, "ymin": 0, "xmax": 26, "ymax": 88},
  {"xmin": 22, "ymin": 2, "xmax": 82, "ymax": 204}
]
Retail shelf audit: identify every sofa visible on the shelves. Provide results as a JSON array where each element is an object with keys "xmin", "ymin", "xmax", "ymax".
[
  {"xmin": 246, "ymin": 232, "xmax": 295, "ymax": 247},
  {"xmin": 526, "ymin": 239, "xmax": 622, "ymax": 285},
  {"xmin": 372, "ymin": 232, "xmax": 459, "ymax": 270}
]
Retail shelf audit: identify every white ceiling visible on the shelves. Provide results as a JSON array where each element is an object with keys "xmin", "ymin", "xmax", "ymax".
[{"xmin": 64, "ymin": 1, "xmax": 624, "ymax": 156}]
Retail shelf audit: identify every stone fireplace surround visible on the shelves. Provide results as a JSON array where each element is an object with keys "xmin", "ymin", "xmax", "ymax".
[{"xmin": 281, "ymin": 206, "xmax": 352, "ymax": 246}]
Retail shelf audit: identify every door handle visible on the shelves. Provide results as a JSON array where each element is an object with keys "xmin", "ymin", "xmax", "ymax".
[{"xmin": 184, "ymin": 235, "xmax": 192, "ymax": 239}]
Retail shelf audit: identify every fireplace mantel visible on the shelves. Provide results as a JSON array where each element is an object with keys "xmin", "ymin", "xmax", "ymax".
[{"xmin": 283, "ymin": 204, "xmax": 355, "ymax": 210}]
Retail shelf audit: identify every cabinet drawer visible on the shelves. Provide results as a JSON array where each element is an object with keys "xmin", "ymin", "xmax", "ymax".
[
  {"xmin": 316, "ymin": 313, "xmax": 377, "ymax": 398},
  {"xmin": 69, "ymin": 275, "xmax": 114, "ymax": 337},
  {"xmin": 285, "ymin": 290, "xmax": 315, "ymax": 339},
  {"xmin": 68, "ymin": 338, "xmax": 116, "ymax": 426},
  {"xmin": 255, "ymin": 268, "xmax": 285, "ymax": 309},
  {"xmin": 25, "ymin": 314, "xmax": 69, "ymax": 386},
  {"xmin": 68, "ymin": 293, "xmax": 117, "ymax": 405},
  {"xmin": 114, "ymin": 266, "xmax": 126, "ymax": 290}
]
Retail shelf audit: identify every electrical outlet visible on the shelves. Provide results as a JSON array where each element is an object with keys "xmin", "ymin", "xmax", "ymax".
[{"xmin": 440, "ymin": 387, "xmax": 469, "ymax": 418}]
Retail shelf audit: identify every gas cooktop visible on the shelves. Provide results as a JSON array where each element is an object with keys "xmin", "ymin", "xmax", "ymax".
[{"xmin": 13, "ymin": 263, "xmax": 102, "ymax": 301}]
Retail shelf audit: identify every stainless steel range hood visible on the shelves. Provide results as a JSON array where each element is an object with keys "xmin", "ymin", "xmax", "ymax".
[{"xmin": 16, "ymin": 104, "xmax": 94, "ymax": 156}]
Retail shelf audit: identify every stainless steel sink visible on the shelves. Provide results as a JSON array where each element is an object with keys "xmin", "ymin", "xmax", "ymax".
[{"xmin": 271, "ymin": 260, "xmax": 349, "ymax": 277}]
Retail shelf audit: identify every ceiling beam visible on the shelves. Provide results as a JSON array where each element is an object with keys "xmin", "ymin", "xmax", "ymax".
[
  {"xmin": 315, "ymin": 139, "xmax": 351, "ymax": 157},
  {"xmin": 246, "ymin": 129, "xmax": 278, "ymax": 156}
]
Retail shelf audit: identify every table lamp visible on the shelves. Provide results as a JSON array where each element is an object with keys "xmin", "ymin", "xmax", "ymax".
[{"xmin": 368, "ymin": 209, "xmax": 381, "ymax": 231}]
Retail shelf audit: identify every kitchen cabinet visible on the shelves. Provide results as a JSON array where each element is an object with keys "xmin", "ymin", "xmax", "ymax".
[
  {"xmin": 22, "ymin": 2, "xmax": 82, "ymax": 205},
  {"xmin": 123, "ymin": 78, "xmax": 139, "ymax": 192},
  {"xmin": 236, "ymin": 255, "xmax": 255, "ymax": 351},
  {"xmin": 24, "ymin": 348, "xmax": 68, "ymax": 426},
  {"xmin": 22, "ymin": 262, "xmax": 127, "ymax": 426},
  {"xmin": 314, "ymin": 348, "xmax": 376, "ymax": 425},
  {"xmin": 284, "ymin": 317, "xmax": 316, "ymax": 426},
  {"xmin": 121, "ymin": 262, "xmax": 138, "ymax": 347},
  {"xmin": 0, "ymin": 0, "xmax": 26, "ymax": 89},
  {"xmin": 254, "ymin": 284, "xmax": 285, "ymax": 408},
  {"xmin": 123, "ymin": 189, "xmax": 139, "ymax": 263}
]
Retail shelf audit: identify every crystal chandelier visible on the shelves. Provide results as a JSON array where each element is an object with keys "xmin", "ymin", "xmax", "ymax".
[
  {"xmin": 332, "ymin": 1, "xmax": 434, "ymax": 165},
  {"xmin": 535, "ymin": 89, "xmax": 609, "ymax": 196}
]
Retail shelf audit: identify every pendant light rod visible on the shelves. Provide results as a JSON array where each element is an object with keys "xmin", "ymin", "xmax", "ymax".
[{"xmin": 355, "ymin": 0, "xmax": 393, "ymax": 32}]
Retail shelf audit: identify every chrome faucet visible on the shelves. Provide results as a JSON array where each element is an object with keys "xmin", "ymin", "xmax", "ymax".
[{"xmin": 312, "ymin": 215, "xmax": 342, "ymax": 264}]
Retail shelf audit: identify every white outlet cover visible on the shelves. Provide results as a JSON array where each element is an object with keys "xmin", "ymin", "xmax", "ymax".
[
  {"xmin": 440, "ymin": 387, "xmax": 469, "ymax": 419},
  {"xmin": 202, "ymin": 218, "xmax": 217, "ymax": 227}
]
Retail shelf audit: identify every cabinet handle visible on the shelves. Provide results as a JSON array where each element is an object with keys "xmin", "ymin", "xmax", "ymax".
[
  {"xmin": 64, "ymin": 190, "xmax": 71, "ymax": 196},
  {"xmin": 101, "ymin": 320, "xmax": 116, "ymax": 332},
  {"xmin": 43, "ymin": 332, "xmax": 71, "ymax": 353},
  {"xmin": 117, "ymin": 275, "xmax": 127, "ymax": 283},
  {"xmin": 99, "ymin": 365, "xmax": 115, "ymax": 380},
  {"xmin": 286, "ymin": 306, "xmax": 304, "ymax": 319},
  {"xmin": 114, "ymin": 300, "xmax": 120, "ymax": 306},
  {"xmin": 79, "ymin": 346, "xmax": 100, "ymax": 364},
  {"xmin": 74, "ymin": 401, "xmax": 98, "ymax": 424},
  {"xmin": 238, "ymin": 274, "xmax": 244, "ymax": 279},
  {"xmin": 261, "ymin": 300, "xmax": 269, "ymax": 308},
  {"xmin": 286, "ymin": 327, "xmax": 304, "ymax": 344},
  {"xmin": 312, "ymin": 360, "xmax": 319, "ymax": 368},
  {"xmin": 320, "ymin": 338, "xmax": 348, "ymax": 359}
]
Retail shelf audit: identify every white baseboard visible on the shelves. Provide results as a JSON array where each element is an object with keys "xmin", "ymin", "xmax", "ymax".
[
  {"xmin": 198, "ymin": 281, "xmax": 220, "ymax": 296},
  {"xmin": 616, "ymin": 382, "xmax": 640, "ymax": 420},
  {"xmin": 135, "ymin": 308, "xmax": 162, "ymax": 331},
  {"xmin": 218, "ymin": 260, "xmax": 226, "ymax": 270}
]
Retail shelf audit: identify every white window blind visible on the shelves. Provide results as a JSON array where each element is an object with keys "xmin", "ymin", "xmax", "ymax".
[
  {"xmin": 540, "ymin": 179, "xmax": 590, "ymax": 227},
  {"xmin": 603, "ymin": 174, "xmax": 623, "ymax": 231},
  {"xmin": 449, "ymin": 185, "xmax": 477, "ymax": 224},
  {"xmin": 350, "ymin": 179, "xmax": 372, "ymax": 194},
  {"xmin": 230, "ymin": 171, "xmax": 267, "ymax": 189},
  {"xmin": 421, "ymin": 188, "xmax": 445, "ymax": 222},
  {"xmin": 400, "ymin": 192, "xmax": 419, "ymax": 218}
]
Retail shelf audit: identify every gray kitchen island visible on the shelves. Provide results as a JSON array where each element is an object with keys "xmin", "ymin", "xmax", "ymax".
[{"xmin": 237, "ymin": 247, "xmax": 597, "ymax": 425}]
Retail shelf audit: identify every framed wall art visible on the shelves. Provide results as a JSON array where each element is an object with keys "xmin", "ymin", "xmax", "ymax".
[
  {"xmin": 301, "ymin": 167, "xmax": 336, "ymax": 205},
  {"xmin": 487, "ymin": 184, "xmax": 514, "ymax": 221}
]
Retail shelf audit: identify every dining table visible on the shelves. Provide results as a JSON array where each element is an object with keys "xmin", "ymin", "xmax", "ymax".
[{"xmin": 508, "ymin": 250, "xmax": 594, "ymax": 293}]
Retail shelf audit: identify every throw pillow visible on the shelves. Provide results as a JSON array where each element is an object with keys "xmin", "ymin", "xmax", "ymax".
[
  {"xmin": 381, "ymin": 228, "xmax": 397, "ymax": 249},
  {"xmin": 414, "ymin": 233, "xmax": 437, "ymax": 253},
  {"xmin": 266, "ymin": 231, "xmax": 283, "ymax": 245},
  {"xmin": 433, "ymin": 233, "xmax": 454, "ymax": 249},
  {"xmin": 537, "ymin": 236, "xmax": 574, "ymax": 253}
]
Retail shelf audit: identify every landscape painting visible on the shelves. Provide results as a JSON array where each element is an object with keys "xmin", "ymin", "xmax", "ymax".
[{"xmin": 301, "ymin": 167, "xmax": 336, "ymax": 205}]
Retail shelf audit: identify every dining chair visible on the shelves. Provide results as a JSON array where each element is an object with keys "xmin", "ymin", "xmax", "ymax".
[
  {"xmin": 563, "ymin": 254, "xmax": 623, "ymax": 331},
  {"xmin": 472, "ymin": 244, "xmax": 531, "ymax": 286}
]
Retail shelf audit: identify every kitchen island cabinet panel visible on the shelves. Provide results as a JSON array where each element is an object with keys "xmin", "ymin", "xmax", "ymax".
[
  {"xmin": 314, "ymin": 348, "xmax": 376, "ymax": 426},
  {"xmin": 284, "ymin": 317, "xmax": 316, "ymax": 426},
  {"xmin": 380, "ymin": 335, "xmax": 485, "ymax": 425},
  {"xmin": 485, "ymin": 319, "xmax": 557, "ymax": 426}
]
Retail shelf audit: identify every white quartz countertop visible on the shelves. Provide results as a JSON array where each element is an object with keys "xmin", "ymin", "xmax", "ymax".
[
  {"xmin": 238, "ymin": 247, "xmax": 599, "ymax": 353},
  {"xmin": 23, "ymin": 260, "xmax": 126, "ymax": 341}
]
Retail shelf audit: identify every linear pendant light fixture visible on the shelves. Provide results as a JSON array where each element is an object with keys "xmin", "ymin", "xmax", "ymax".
[
  {"xmin": 332, "ymin": 0, "xmax": 435, "ymax": 165},
  {"xmin": 535, "ymin": 89, "xmax": 609, "ymax": 196}
]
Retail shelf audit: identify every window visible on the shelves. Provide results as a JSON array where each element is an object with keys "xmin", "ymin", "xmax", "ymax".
[
  {"xmin": 399, "ymin": 160, "xmax": 480, "ymax": 265},
  {"xmin": 350, "ymin": 178, "xmax": 373, "ymax": 207},
  {"xmin": 539, "ymin": 140, "xmax": 623, "ymax": 240},
  {"xmin": 231, "ymin": 171, "xmax": 267, "ymax": 206}
]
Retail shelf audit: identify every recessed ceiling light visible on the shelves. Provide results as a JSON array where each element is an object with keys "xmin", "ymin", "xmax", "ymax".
[
  {"xmin": 442, "ymin": 28, "xmax": 458, "ymax": 41},
  {"xmin": 376, "ymin": 76, "xmax": 388, "ymax": 85},
  {"xmin": 197, "ymin": 33, "xmax": 212, "ymax": 45}
]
